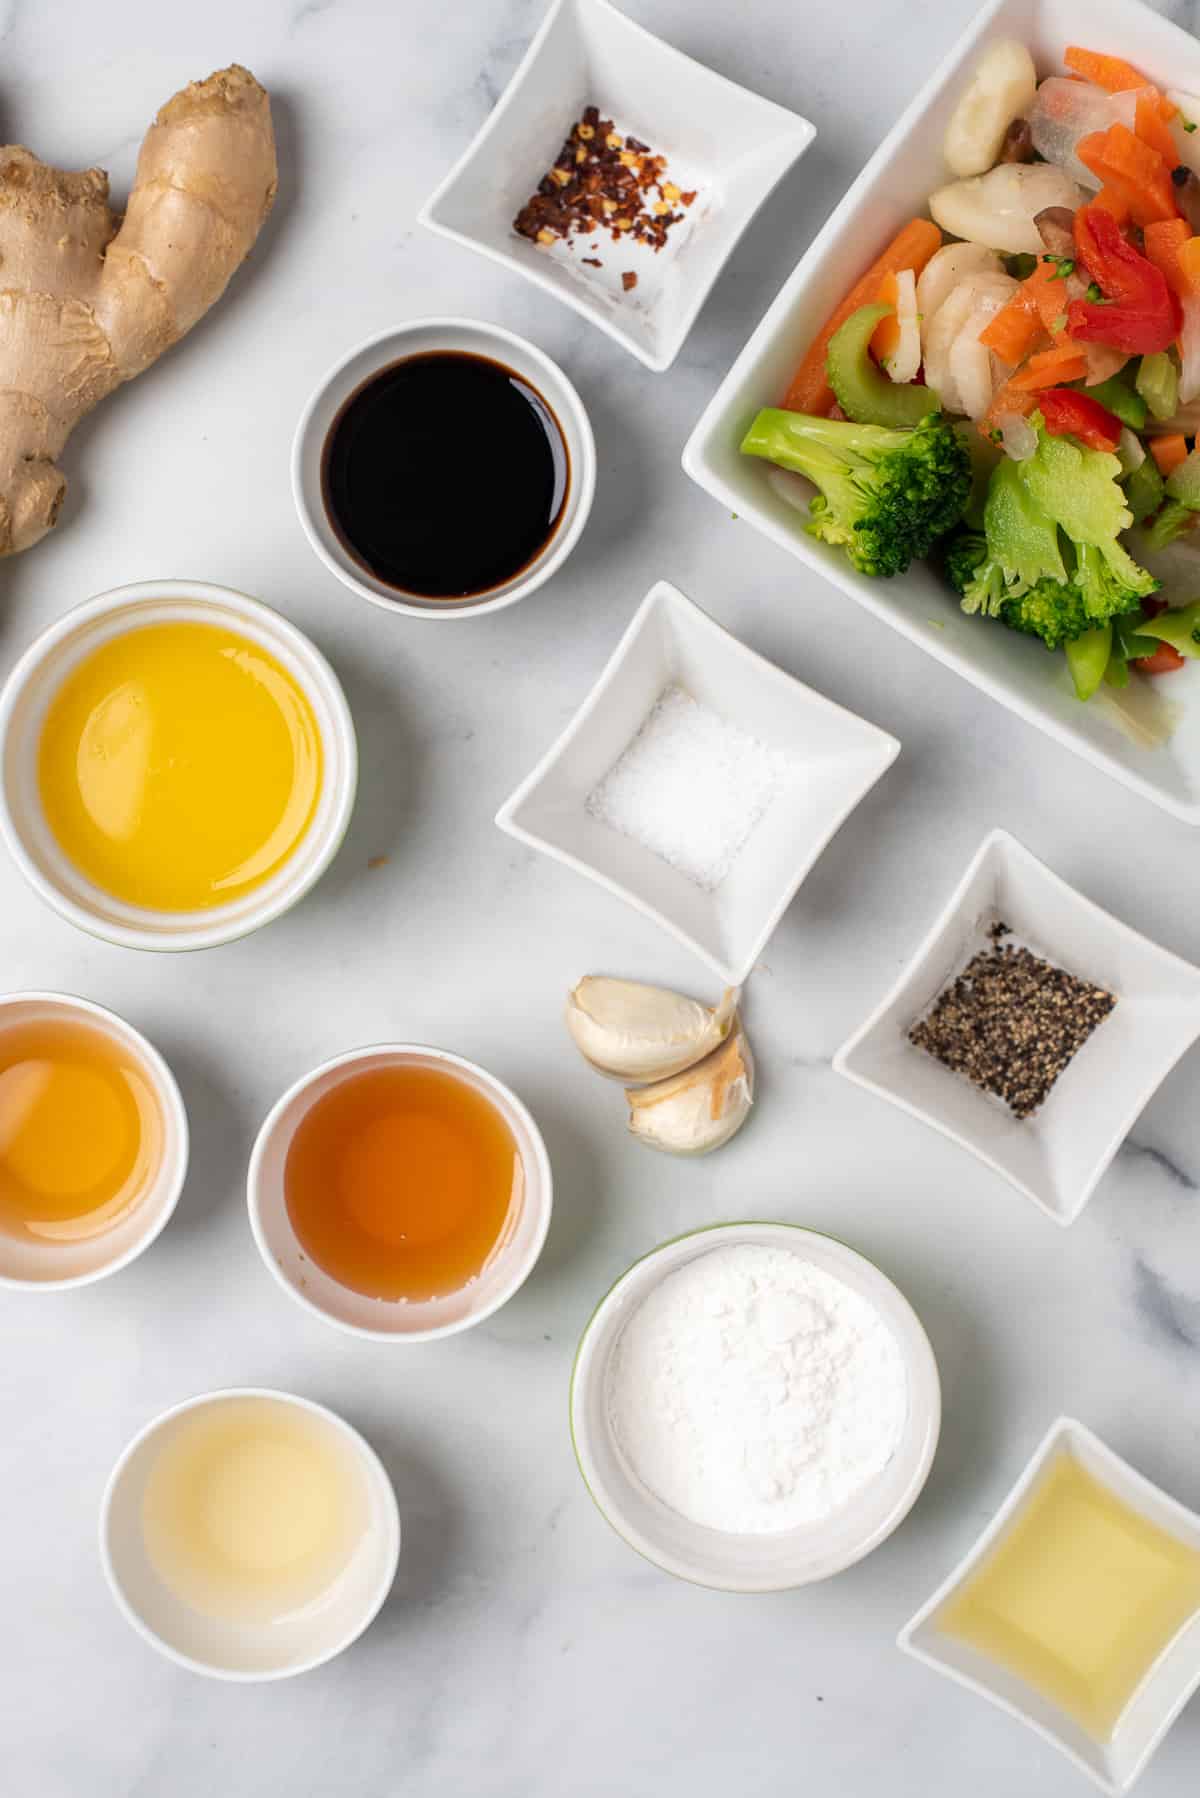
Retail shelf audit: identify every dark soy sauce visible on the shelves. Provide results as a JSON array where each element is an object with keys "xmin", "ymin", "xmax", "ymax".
[{"xmin": 321, "ymin": 351, "xmax": 570, "ymax": 600}]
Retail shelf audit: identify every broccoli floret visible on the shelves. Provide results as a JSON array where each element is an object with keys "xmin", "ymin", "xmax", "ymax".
[
  {"xmin": 1072, "ymin": 538, "xmax": 1158, "ymax": 616},
  {"xmin": 944, "ymin": 530, "xmax": 990, "ymax": 599},
  {"xmin": 740, "ymin": 409, "xmax": 971, "ymax": 578},
  {"xmin": 943, "ymin": 530, "xmax": 1097, "ymax": 649},
  {"xmin": 942, "ymin": 419, "xmax": 1159, "ymax": 667}
]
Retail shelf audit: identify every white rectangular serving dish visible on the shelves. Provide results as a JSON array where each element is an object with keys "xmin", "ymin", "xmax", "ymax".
[
  {"xmin": 900, "ymin": 1417, "xmax": 1200, "ymax": 1794},
  {"xmin": 420, "ymin": 0, "xmax": 814, "ymax": 372},
  {"xmin": 495, "ymin": 579, "xmax": 898, "ymax": 983},
  {"xmin": 682, "ymin": 0, "xmax": 1200, "ymax": 823}
]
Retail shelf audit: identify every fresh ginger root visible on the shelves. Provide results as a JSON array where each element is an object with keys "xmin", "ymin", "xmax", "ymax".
[{"xmin": 0, "ymin": 64, "xmax": 277, "ymax": 556}]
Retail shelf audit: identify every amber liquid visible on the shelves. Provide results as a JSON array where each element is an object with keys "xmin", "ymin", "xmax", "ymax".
[
  {"xmin": 284, "ymin": 1064, "xmax": 522, "ymax": 1300},
  {"xmin": 0, "ymin": 1016, "xmax": 163, "ymax": 1242}
]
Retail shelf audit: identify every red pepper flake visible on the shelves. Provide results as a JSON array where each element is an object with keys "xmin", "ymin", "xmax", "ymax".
[
  {"xmin": 513, "ymin": 105, "xmax": 696, "ymax": 263},
  {"xmin": 582, "ymin": 256, "xmax": 602, "ymax": 267},
  {"xmin": 621, "ymin": 271, "xmax": 638, "ymax": 291}
]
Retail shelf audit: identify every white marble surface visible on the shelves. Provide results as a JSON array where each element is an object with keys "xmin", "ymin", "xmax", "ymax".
[{"xmin": 3, "ymin": 0, "xmax": 1200, "ymax": 1792}]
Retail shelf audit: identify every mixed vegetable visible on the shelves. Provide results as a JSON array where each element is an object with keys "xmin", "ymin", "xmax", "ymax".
[{"xmin": 741, "ymin": 39, "xmax": 1200, "ymax": 705}]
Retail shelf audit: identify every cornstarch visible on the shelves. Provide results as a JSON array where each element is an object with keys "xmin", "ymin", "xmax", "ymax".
[
  {"xmin": 606, "ymin": 1244, "xmax": 908, "ymax": 1534},
  {"xmin": 585, "ymin": 684, "xmax": 796, "ymax": 890}
]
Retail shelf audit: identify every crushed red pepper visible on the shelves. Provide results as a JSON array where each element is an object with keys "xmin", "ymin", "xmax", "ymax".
[{"xmin": 513, "ymin": 105, "xmax": 696, "ymax": 278}]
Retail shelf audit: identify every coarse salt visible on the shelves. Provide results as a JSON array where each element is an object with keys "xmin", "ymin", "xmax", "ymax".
[
  {"xmin": 585, "ymin": 685, "xmax": 796, "ymax": 889},
  {"xmin": 606, "ymin": 1244, "xmax": 908, "ymax": 1535}
]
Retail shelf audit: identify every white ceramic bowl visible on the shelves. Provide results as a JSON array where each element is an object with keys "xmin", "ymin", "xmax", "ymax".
[
  {"xmin": 419, "ymin": 0, "xmax": 814, "ymax": 373},
  {"xmin": 100, "ymin": 1388, "xmax": 400, "ymax": 1681},
  {"xmin": 0, "ymin": 990, "xmax": 188, "ymax": 1290},
  {"xmin": 496, "ymin": 579, "xmax": 899, "ymax": 984},
  {"xmin": 900, "ymin": 1417, "xmax": 1200, "ymax": 1795},
  {"xmin": 247, "ymin": 1043, "xmax": 553, "ymax": 1341},
  {"xmin": 834, "ymin": 829, "xmax": 1200, "ymax": 1227},
  {"xmin": 292, "ymin": 318, "xmax": 596, "ymax": 617},
  {"xmin": 682, "ymin": 0, "xmax": 1200, "ymax": 824},
  {"xmin": 0, "ymin": 581, "xmax": 357, "ymax": 952},
  {"xmin": 570, "ymin": 1221, "xmax": 940, "ymax": 1591}
]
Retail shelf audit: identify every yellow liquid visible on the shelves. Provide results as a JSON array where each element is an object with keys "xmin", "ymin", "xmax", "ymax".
[
  {"xmin": 38, "ymin": 620, "xmax": 322, "ymax": 912},
  {"xmin": 939, "ymin": 1452, "xmax": 1200, "ymax": 1739},
  {"xmin": 142, "ymin": 1398, "xmax": 368, "ymax": 1625},
  {"xmin": 0, "ymin": 1016, "xmax": 163, "ymax": 1242}
]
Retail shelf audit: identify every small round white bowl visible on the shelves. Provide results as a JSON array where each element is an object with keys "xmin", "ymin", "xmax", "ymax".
[
  {"xmin": 100, "ymin": 1388, "xmax": 401, "ymax": 1681},
  {"xmin": 247, "ymin": 1043, "xmax": 553, "ymax": 1340},
  {"xmin": 0, "ymin": 990, "xmax": 188, "ymax": 1291},
  {"xmin": 570, "ymin": 1221, "xmax": 941, "ymax": 1591},
  {"xmin": 291, "ymin": 317, "xmax": 596, "ymax": 619},
  {"xmin": 0, "ymin": 580, "xmax": 358, "ymax": 952}
]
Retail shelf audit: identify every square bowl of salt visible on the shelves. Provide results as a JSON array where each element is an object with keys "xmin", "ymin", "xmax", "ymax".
[
  {"xmin": 834, "ymin": 829, "xmax": 1200, "ymax": 1227},
  {"xmin": 418, "ymin": 0, "xmax": 814, "ymax": 372},
  {"xmin": 494, "ymin": 579, "xmax": 899, "ymax": 983}
]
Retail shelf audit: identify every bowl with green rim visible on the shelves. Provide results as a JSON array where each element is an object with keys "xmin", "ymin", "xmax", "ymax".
[{"xmin": 569, "ymin": 1220, "xmax": 940, "ymax": 1591}]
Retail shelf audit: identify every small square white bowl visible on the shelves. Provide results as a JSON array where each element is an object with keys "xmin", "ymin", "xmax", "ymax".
[
  {"xmin": 899, "ymin": 1417, "xmax": 1200, "ymax": 1795},
  {"xmin": 834, "ymin": 829, "xmax": 1200, "ymax": 1226},
  {"xmin": 495, "ymin": 579, "xmax": 899, "ymax": 984},
  {"xmin": 682, "ymin": 0, "xmax": 1200, "ymax": 822},
  {"xmin": 419, "ymin": 0, "xmax": 814, "ymax": 372}
]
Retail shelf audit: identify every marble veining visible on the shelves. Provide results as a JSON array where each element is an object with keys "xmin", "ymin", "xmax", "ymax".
[{"xmin": 2, "ymin": 2, "xmax": 1200, "ymax": 1796}]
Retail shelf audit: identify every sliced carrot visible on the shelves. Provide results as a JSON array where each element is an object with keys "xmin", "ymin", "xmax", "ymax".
[
  {"xmin": 1134, "ymin": 90, "xmax": 1180, "ymax": 165},
  {"xmin": 1077, "ymin": 124, "xmax": 1180, "ymax": 226},
  {"xmin": 1143, "ymin": 217, "xmax": 1192, "ymax": 294},
  {"xmin": 978, "ymin": 262, "xmax": 1062, "ymax": 361},
  {"xmin": 1150, "ymin": 432, "xmax": 1189, "ymax": 475},
  {"xmin": 1178, "ymin": 237, "xmax": 1200, "ymax": 293},
  {"xmin": 981, "ymin": 382, "xmax": 1037, "ymax": 439},
  {"xmin": 781, "ymin": 218, "xmax": 942, "ymax": 415},
  {"xmin": 870, "ymin": 270, "xmax": 902, "ymax": 362},
  {"xmin": 978, "ymin": 291, "xmax": 1044, "ymax": 363},
  {"xmin": 1009, "ymin": 339, "xmax": 1089, "ymax": 390},
  {"xmin": 1092, "ymin": 184, "xmax": 1132, "ymax": 226},
  {"xmin": 1064, "ymin": 46, "xmax": 1155, "ymax": 93}
]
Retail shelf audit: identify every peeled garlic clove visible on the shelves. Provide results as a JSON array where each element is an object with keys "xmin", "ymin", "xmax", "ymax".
[
  {"xmin": 565, "ymin": 977, "xmax": 737, "ymax": 1083},
  {"xmin": 625, "ymin": 1027, "xmax": 754, "ymax": 1157}
]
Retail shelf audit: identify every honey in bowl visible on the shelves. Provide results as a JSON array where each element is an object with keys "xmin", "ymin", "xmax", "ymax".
[
  {"xmin": 0, "ymin": 1014, "xmax": 163, "ymax": 1243},
  {"xmin": 37, "ymin": 620, "xmax": 322, "ymax": 913},
  {"xmin": 284, "ymin": 1063, "xmax": 522, "ymax": 1301}
]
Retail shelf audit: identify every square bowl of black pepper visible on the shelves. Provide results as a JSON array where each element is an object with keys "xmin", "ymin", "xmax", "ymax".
[
  {"xmin": 834, "ymin": 829, "xmax": 1200, "ymax": 1227},
  {"xmin": 418, "ymin": 0, "xmax": 814, "ymax": 372}
]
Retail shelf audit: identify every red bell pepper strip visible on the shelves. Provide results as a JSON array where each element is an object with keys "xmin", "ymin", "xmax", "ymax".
[
  {"xmin": 1066, "ymin": 205, "xmax": 1182, "ymax": 353},
  {"xmin": 1138, "ymin": 642, "xmax": 1187, "ymax": 673},
  {"xmin": 1038, "ymin": 387, "xmax": 1123, "ymax": 451},
  {"xmin": 1135, "ymin": 596, "xmax": 1188, "ymax": 672}
]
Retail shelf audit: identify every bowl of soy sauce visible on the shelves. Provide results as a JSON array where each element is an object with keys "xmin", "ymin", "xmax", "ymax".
[{"xmin": 292, "ymin": 319, "xmax": 596, "ymax": 618}]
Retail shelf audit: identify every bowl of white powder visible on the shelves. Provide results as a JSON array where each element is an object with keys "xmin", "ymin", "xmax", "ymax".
[{"xmin": 570, "ymin": 1222, "xmax": 940, "ymax": 1590}]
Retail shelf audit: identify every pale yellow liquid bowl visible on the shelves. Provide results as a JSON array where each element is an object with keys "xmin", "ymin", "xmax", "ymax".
[
  {"xmin": 100, "ymin": 1388, "xmax": 401, "ymax": 1680},
  {"xmin": 0, "ymin": 581, "xmax": 358, "ymax": 952}
]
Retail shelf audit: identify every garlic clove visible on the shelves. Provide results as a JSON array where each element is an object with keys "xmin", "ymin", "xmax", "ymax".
[
  {"xmin": 625, "ymin": 1026, "xmax": 754, "ymax": 1156},
  {"xmin": 565, "ymin": 977, "xmax": 737, "ymax": 1083}
]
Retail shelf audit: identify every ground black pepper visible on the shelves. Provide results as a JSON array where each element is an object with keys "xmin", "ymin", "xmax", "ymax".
[
  {"xmin": 909, "ymin": 922, "xmax": 1116, "ymax": 1119},
  {"xmin": 513, "ymin": 104, "xmax": 696, "ymax": 272}
]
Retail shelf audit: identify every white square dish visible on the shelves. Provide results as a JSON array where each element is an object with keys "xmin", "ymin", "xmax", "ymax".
[
  {"xmin": 419, "ymin": 0, "xmax": 814, "ymax": 372},
  {"xmin": 681, "ymin": 0, "xmax": 1200, "ymax": 822},
  {"xmin": 494, "ymin": 579, "xmax": 899, "ymax": 984},
  {"xmin": 834, "ymin": 829, "xmax": 1200, "ymax": 1225},
  {"xmin": 899, "ymin": 1417, "xmax": 1200, "ymax": 1795}
]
